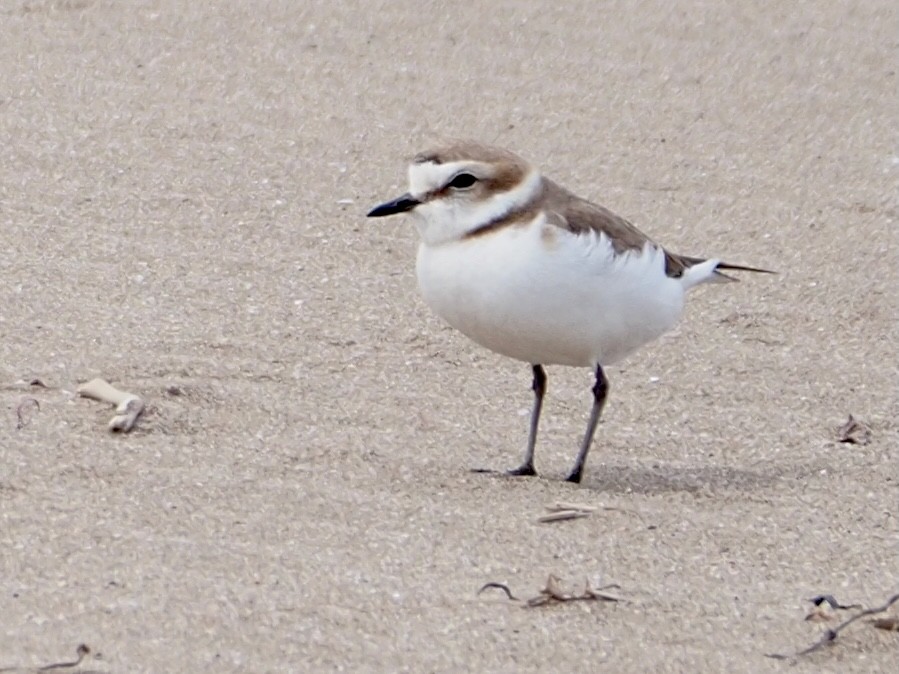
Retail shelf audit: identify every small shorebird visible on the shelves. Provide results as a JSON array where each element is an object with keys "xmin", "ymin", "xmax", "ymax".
[{"xmin": 368, "ymin": 142, "xmax": 772, "ymax": 483}]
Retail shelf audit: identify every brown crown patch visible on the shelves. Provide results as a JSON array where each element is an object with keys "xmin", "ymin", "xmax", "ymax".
[{"xmin": 414, "ymin": 142, "xmax": 532, "ymax": 206}]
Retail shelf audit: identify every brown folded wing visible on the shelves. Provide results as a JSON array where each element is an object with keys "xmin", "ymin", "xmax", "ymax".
[
  {"xmin": 411, "ymin": 142, "xmax": 773, "ymax": 279},
  {"xmin": 541, "ymin": 178, "xmax": 693, "ymax": 278}
]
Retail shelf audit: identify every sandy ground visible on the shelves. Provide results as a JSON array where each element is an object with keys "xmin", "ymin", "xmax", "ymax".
[{"xmin": 1, "ymin": 1, "xmax": 897, "ymax": 672}]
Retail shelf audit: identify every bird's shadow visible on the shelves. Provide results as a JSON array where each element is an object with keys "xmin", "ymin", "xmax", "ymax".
[
  {"xmin": 472, "ymin": 454, "xmax": 831, "ymax": 495},
  {"xmin": 573, "ymin": 460, "xmax": 804, "ymax": 494}
]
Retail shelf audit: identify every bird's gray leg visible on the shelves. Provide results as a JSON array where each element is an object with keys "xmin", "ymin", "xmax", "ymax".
[
  {"xmin": 506, "ymin": 364, "xmax": 546, "ymax": 477},
  {"xmin": 565, "ymin": 364, "xmax": 609, "ymax": 484}
]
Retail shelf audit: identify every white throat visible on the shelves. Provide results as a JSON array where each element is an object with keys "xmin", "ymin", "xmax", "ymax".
[{"xmin": 410, "ymin": 166, "xmax": 542, "ymax": 247}]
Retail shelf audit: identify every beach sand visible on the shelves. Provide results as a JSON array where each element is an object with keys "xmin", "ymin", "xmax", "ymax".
[{"xmin": 1, "ymin": 1, "xmax": 896, "ymax": 671}]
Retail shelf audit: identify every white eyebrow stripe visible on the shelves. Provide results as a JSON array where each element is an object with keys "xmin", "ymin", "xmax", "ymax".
[{"xmin": 408, "ymin": 160, "xmax": 491, "ymax": 198}]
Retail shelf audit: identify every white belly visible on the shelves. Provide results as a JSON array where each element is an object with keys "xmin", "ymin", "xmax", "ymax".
[{"xmin": 415, "ymin": 218, "xmax": 686, "ymax": 367}]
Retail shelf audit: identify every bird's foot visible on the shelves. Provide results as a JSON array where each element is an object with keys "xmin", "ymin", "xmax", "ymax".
[
  {"xmin": 564, "ymin": 467, "xmax": 583, "ymax": 484},
  {"xmin": 470, "ymin": 464, "xmax": 537, "ymax": 478},
  {"xmin": 505, "ymin": 464, "xmax": 537, "ymax": 477}
]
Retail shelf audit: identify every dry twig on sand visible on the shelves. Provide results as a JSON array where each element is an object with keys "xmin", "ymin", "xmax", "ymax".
[
  {"xmin": 478, "ymin": 574, "xmax": 623, "ymax": 608},
  {"xmin": 15, "ymin": 398, "xmax": 40, "ymax": 429},
  {"xmin": 809, "ymin": 594, "xmax": 863, "ymax": 610},
  {"xmin": 537, "ymin": 502, "xmax": 595, "ymax": 523},
  {"xmin": 77, "ymin": 378, "xmax": 145, "ymax": 432},
  {"xmin": 804, "ymin": 594, "xmax": 864, "ymax": 622},
  {"xmin": 767, "ymin": 592, "xmax": 899, "ymax": 660},
  {"xmin": 0, "ymin": 643, "xmax": 91, "ymax": 673},
  {"xmin": 478, "ymin": 582, "xmax": 518, "ymax": 601},
  {"xmin": 836, "ymin": 414, "xmax": 872, "ymax": 445},
  {"xmin": 537, "ymin": 501, "xmax": 645, "ymax": 524},
  {"xmin": 871, "ymin": 617, "xmax": 899, "ymax": 631}
]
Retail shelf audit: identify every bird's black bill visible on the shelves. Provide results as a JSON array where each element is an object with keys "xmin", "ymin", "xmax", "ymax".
[{"xmin": 367, "ymin": 193, "xmax": 421, "ymax": 218}]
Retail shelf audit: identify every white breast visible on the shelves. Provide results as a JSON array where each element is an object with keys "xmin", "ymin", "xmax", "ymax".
[{"xmin": 415, "ymin": 215, "xmax": 686, "ymax": 367}]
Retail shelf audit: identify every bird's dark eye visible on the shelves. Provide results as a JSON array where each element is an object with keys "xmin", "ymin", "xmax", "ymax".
[{"xmin": 447, "ymin": 173, "xmax": 478, "ymax": 189}]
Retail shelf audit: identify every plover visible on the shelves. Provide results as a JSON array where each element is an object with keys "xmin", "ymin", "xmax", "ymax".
[{"xmin": 368, "ymin": 142, "xmax": 772, "ymax": 483}]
